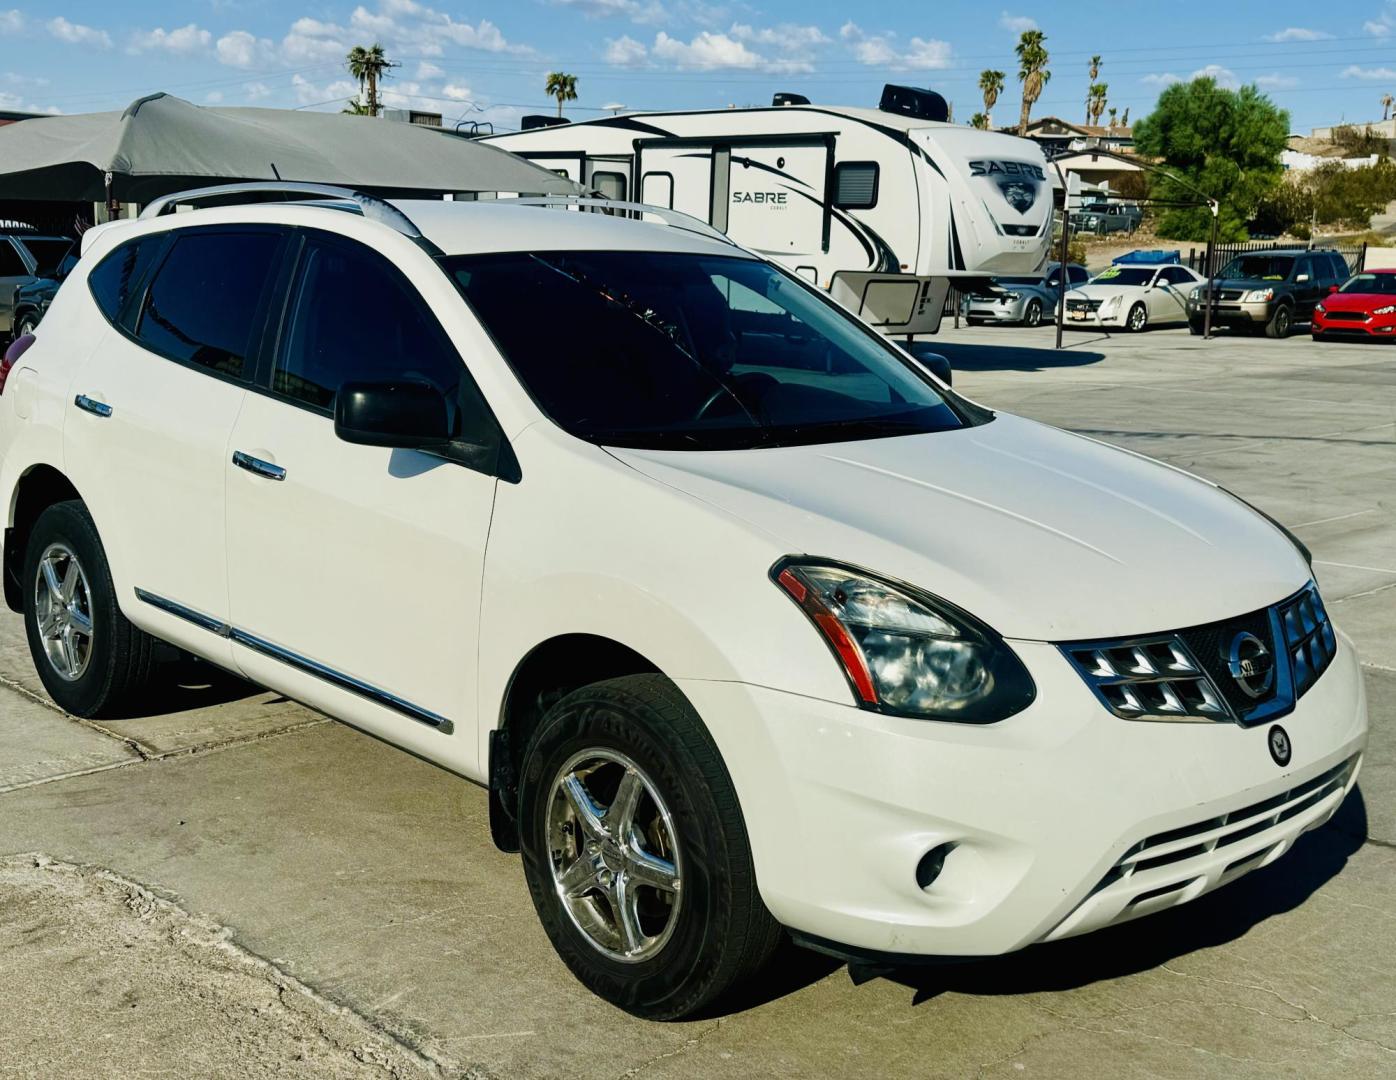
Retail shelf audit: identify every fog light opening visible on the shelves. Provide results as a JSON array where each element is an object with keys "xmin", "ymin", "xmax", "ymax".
[{"xmin": 916, "ymin": 842, "xmax": 957, "ymax": 891}]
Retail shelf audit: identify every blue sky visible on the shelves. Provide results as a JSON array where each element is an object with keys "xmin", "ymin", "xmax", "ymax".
[{"xmin": 2, "ymin": 1, "xmax": 1395, "ymax": 133}]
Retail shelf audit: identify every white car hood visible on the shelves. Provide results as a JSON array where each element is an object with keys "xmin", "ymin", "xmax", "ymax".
[
  {"xmin": 608, "ymin": 414, "xmax": 1309, "ymax": 641},
  {"xmin": 1066, "ymin": 284, "xmax": 1144, "ymax": 302}
]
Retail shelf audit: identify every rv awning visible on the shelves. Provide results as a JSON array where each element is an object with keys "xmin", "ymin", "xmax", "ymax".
[{"xmin": 0, "ymin": 93, "xmax": 582, "ymax": 203}]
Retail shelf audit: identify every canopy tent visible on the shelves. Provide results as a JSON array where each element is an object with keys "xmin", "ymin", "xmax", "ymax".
[{"xmin": 0, "ymin": 93, "xmax": 582, "ymax": 204}]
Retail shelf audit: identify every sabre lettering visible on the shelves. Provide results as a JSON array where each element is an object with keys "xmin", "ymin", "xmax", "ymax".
[{"xmin": 969, "ymin": 160, "xmax": 1047, "ymax": 181}]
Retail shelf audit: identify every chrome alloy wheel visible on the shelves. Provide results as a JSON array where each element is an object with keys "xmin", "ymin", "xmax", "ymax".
[
  {"xmin": 34, "ymin": 543, "xmax": 94, "ymax": 682},
  {"xmin": 547, "ymin": 748, "xmax": 683, "ymax": 963}
]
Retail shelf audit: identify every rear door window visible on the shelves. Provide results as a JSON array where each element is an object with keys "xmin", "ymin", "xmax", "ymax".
[
  {"xmin": 0, "ymin": 240, "xmax": 26, "ymax": 277},
  {"xmin": 18, "ymin": 238, "xmax": 74, "ymax": 277},
  {"xmin": 134, "ymin": 230, "xmax": 283, "ymax": 379}
]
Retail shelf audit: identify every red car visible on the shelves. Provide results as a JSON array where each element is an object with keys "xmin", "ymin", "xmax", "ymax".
[{"xmin": 1311, "ymin": 269, "xmax": 1396, "ymax": 340}]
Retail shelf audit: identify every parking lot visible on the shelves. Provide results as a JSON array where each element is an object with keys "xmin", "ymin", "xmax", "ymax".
[{"xmin": 1, "ymin": 322, "xmax": 1392, "ymax": 1079}]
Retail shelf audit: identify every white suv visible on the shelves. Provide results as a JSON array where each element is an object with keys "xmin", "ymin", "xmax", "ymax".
[{"xmin": 0, "ymin": 185, "xmax": 1367, "ymax": 1019}]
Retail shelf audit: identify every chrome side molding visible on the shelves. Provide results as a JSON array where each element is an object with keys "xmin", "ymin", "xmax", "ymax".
[{"xmin": 134, "ymin": 588, "xmax": 453, "ymax": 734}]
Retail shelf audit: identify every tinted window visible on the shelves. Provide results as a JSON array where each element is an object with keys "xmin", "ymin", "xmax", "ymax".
[
  {"xmin": 136, "ymin": 231, "xmax": 280, "ymax": 378},
  {"xmin": 87, "ymin": 236, "xmax": 164, "ymax": 326},
  {"xmin": 275, "ymin": 238, "xmax": 465, "ymax": 418},
  {"xmin": 1070, "ymin": 266, "xmax": 1090, "ymax": 283},
  {"xmin": 1340, "ymin": 273, "xmax": 1396, "ymax": 294},
  {"xmin": 1160, "ymin": 266, "xmax": 1193, "ymax": 284},
  {"xmin": 834, "ymin": 163, "xmax": 879, "ymax": 209},
  {"xmin": 0, "ymin": 240, "xmax": 26, "ymax": 276},
  {"xmin": 592, "ymin": 171, "xmax": 627, "ymax": 201},
  {"xmin": 19, "ymin": 238, "xmax": 74, "ymax": 277},
  {"xmin": 1328, "ymin": 254, "xmax": 1350, "ymax": 279},
  {"xmin": 447, "ymin": 251, "xmax": 974, "ymax": 451},
  {"xmin": 1090, "ymin": 266, "xmax": 1154, "ymax": 286},
  {"xmin": 1220, "ymin": 254, "xmax": 1294, "ymax": 280}
]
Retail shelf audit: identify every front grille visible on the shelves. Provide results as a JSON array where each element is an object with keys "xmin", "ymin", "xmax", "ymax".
[
  {"xmin": 1067, "ymin": 298, "xmax": 1102, "ymax": 313},
  {"xmin": 1323, "ymin": 311, "xmax": 1368, "ymax": 322},
  {"xmin": 1090, "ymin": 755, "xmax": 1359, "ymax": 893},
  {"xmin": 1218, "ymin": 288, "xmax": 1245, "ymax": 301},
  {"xmin": 1061, "ymin": 582, "xmax": 1334, "ymax": 725}
]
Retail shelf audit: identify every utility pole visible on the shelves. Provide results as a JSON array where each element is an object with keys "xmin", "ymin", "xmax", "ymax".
[{"xmin": 1203, "ymin": 199, "xmax": 1219, "ymax": 340}]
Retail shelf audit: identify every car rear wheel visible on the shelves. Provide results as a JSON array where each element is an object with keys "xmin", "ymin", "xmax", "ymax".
[
  {"xmin": 1023, "ymin": 300, "xmax": 1042, "ymax": 327},
  {"xmin": 15, "ymin": 313, "xmax": 38, "ymax": 338},
  {"xmin": 1127, "ymin": 303, "xmax": 1148, "ymax": 332},
  {"xmin": 1188, "ymin": 319, "xmax": 1205, "ymax": 336},
  {"xmin": 1265, "ymin": 304, "xmax": 1293, "ymax": 338},
  {"xmin": 517, "ymin": 674, "xmax": 780, "ymax": 1019},
  {"xmin": 23, "ymin": 501, "xmax": 157, "ymax": 717}
]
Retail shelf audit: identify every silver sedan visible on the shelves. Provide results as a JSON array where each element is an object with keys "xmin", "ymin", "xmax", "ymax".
[{"xmin": 962, "ymin": 263, "xmax": 1091, "ymax": 327}]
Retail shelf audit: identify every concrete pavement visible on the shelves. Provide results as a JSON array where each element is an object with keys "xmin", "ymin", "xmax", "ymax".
[{"xmin": 1, "ymin": 323, "xmax": 1393, "ymax": 1078}]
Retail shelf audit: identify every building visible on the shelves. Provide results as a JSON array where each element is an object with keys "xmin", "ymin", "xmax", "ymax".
[{"xmin": 1011, "ymin": 116, "xmax": 1142, "ymax": 193}]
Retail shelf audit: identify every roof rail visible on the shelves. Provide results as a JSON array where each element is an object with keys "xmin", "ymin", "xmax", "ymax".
[
  {"xmin": 506, "ymin": 196, "xmax": 738, "ymax": 248},
  {"xmin": 139, "ymin": 182, "xmax": 443, "ymax": 255}
]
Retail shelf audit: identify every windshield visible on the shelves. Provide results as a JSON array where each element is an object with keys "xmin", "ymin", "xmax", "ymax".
[
  {"xmin": 19, "ymin": 238, "xmax": 74, "ymax": 277},
  {"xmin": 445, "ymin": 251, "xmax": 977, "ymax": 451},
  {"xmin": 1339, "ymin": 273, "xmax": 1396, "ymax": 295},
  {"xmin": 994, "ymin": 275, "xmax": 1042, "ymax": 286},
  {"xmin": 1089, "ymin": 267, "xmax": 1155, "ymax": 287},
  {"xmin": 1220, "ymin": 255, "xmax": 1294, "ymax": 281}
]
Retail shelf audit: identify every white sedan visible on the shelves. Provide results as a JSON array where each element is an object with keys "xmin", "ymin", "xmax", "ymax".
[{"xmin": 1063, "ymin": 263, "xmax": 1206, "ymax": 331}]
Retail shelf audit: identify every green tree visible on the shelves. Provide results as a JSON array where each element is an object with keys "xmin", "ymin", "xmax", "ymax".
[
  {"xmin": 1014, "ymin": 30, "xmax": 1050, "ymax": 136},
  {"xmin": 978, "ymin": 69, "xmax": 1004, "ymax": 129},
  {"xmin": 969, "ymin": 112, "xmax": 989, "ymax": 130},
  {"xmin": 1087, "ymin": 83, "xmax": 1108, "ymax": 126},
  {"xmin": 1132, "ymin": 77, "xmax": 1289, "ymax": 241},
  {"xmin": 1086, "ymin": 55, "xmax": 1101, "ymax": 122},
  {"xmin": 345, "ymin": 44, "xmax": 394, "ymax": 116},
  {"xmin": 545, "ymin": 71, "xmax": 579, "ymax": 118}
]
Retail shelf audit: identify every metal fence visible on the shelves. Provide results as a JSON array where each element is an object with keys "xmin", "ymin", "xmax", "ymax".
[{"xmin": 1184, "ymin": 240, "xmax": 1368, "ymax": 277}]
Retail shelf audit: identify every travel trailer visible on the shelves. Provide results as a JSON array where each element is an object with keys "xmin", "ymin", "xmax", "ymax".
[{"xmin": 486, "ymin": 87, "xmax": 1055, "ymax": 335}]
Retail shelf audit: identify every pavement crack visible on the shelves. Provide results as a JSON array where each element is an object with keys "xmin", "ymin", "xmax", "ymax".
[{"xmin": 614, "ymin": 1020, "xmax": 723, "ymax": 1079}]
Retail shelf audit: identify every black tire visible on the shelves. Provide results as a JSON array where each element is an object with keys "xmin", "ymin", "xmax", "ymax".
[
  {"xmin": 22, "ymin": 501, "xmax": 156, "ymax": 717},
  {"xmin": 1023, "ymin": 299, "xmax": 1042, "ymax": 327},
  {"xmin": 1265, "ymin": 304, "xmax": 1293, "ymax": 339},
  {"xmin": 964, "ymin": 316, "xmax": 983, "ymax": 326},
  {"xmin": 1127, "ymin": 302, "xmax": 1148, "ymax": 332},
  {"xmin": 15, "ymin": 312, "xmax": 38, "ymax": 338},
  {"xmin": 518, "ymin": 674, "xmax": 780, "ymax": 1019},
  {"xmin": 1188, "ymin": 319, "xmax": 1205, "ymax": 336}
]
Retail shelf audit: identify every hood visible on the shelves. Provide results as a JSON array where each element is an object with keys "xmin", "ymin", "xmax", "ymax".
[
  {"xmin": 1067, "ymin": 284, "xmax": 1140, "ymax": 300},
  {"xmin": 608, "ymin": 414, "xmax": 1309, "ymax": 641},
  {"xmin": 1320, "ymin": 290, "xmax": 1392, "ymax": 311},
  {"xmin": 1209, "ymin": 276, "xmax": 1288, "ymax": 292}
]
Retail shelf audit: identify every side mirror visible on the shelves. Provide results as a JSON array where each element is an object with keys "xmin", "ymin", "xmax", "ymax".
[
  {"xmin": 1328, "ymin": 285, "xmax": 1340, "ymax": 295},
  {"xmin": 1295, "ymin": 273, "xmax": 1310, "ymax": 283},
  {"xmin": 904, "ymin": 342, "xmax": 952, "ymax": 386},
  {"xmin": 334, "ymin": 381, "xmax": 451, "ymax": 450}
]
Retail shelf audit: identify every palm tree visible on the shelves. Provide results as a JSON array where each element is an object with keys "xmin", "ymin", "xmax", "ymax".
[
  {"xmin": 1383, "ymin": 93, "xmax": 1394, "ymax": 121},
  {"xmin": 1121, "ymin": 106, "xmax": 1130, "ymax": 127},
  {"xmin": 1107, "ymin": 106, "xmax": 1118, "ymax": 130},
  {"xmin": 978, "ymin": 69, "xmax": 1005, "ymax": 129},
  {"xmin": 1088, "ymin": 83, "xmax": 1108, "ymax": 126},
  {"xmin": 1015, "ymin": 30, "xmax": 1050, "ymax": 136},
  {"xmin": 1087, "ymin": 55, "xmax": 1102, "ymax": 123},
  {"xmin": 969, "ymin": 112, "xmax": 989, "ymax": 130},
  {"xmin": 545, "ymin": 72, "xmax": 579, "ymax": 119},
  {"xmin": 345, "ymin": 44, "xmax": 394, "ymax": 117},
  {"xmin": 341, "ymin": 99, "xmax": 371, "ymax": 116}
]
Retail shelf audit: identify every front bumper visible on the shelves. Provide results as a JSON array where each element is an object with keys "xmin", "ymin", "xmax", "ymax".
[
  {"xmin": 1064, "ymin": 304, "xmax": 1126, "ymax": 328},
  {"xmin": 1312, "ymin": 313, "xmax": 1396, "ymax": 337},
  {"xmin": 678, "ymin": 629, "xmax": 1367, "ymax": 958},
  {"xmin": 1188, "ymin": 298, "xmax": 1273, "ymax": 326},
  {"xmin": 964, "ymin": 297, "xmax": 1027, "ymax": 322}
]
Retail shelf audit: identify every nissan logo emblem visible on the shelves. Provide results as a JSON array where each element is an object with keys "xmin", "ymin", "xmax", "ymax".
[{"xmin": 1228, "ymin": 632, "xmax": 1275, "ymax": 700}]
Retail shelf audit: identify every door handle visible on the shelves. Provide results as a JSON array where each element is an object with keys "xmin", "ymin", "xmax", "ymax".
[
  {"xmin": 231, "ymin": 450, "xmax": 286, "ymax": 481},
  {"xmin": 74, "ymin": 394, "xmax": 112, "ymax": 418}
]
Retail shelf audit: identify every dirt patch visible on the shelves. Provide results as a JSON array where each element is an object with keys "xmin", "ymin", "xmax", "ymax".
[{"xmin": 0, "ymin": 854, "xmax": 484, "ymax": 1079}]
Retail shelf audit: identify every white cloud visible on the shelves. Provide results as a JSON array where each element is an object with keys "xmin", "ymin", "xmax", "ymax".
[
  {"xmin": 549, "ymin": 0, "xmax": 667, "ymax": 22},
  {"xmin": 0, "ymin": 10, "xmax": 24, "ymax": 34},
  {"xmin": 840, "ymin": 22, "xmax": 952, "ymax": 71},
  {"xmin": 1263, "ymin": 27, "xmax": 1332, "ymax": 41},
  {"xmin": 998, "ymin": 12, "xmax": 1037, "ymax": 33},
  {"xmin": 129, "ymin": 24, "xmax": 212, "ymax": 55},
  {"xmin": 605, "ymin": 34, "xmax": 650, "ymax": 66},
  {"xmin": 1255, "ymin": 73, "xmax": 1299, "ymax": 89},
  {"xmin": 1192, "ymin": 64, "xmax": 1239, "ymax": 88},
  {"xmin": 729, "ymin": 22, "xmax": 828, "ymax": 48},
  {"xmin": 652, "ymin": 30, "xmax": 763, "ymax": 69},
  {"xmin": 441, "ymin": 82, "xmax": 473, "ymax": 101},
  {"xmin": 1365, "ymin": 4, "xmax": 1395, "ymax": 36},
  {"xmin": 0, "ymin": 89, "xmax": 60, "ymax": 114},
  {"xmin": 345, "ymin": 3, "xmax": 524, "ymax": 57},
  {"xmin": 1342, "ymin": 64, "xmax": 1396, "ymax": 80},
  {"xmin": 281, "ymin": 17, "xmax": 348, "ymax": 64},
  {"xmin": 416, "ymin": 61, "xmax": 444, "ymax": 79},
  {"xmin": 1141, "ymin": 72, "xmax": 1182, "ymax": 87},
  {"xmin": 216, "ymin": 30, "xmax": 276, "ymax": 69},
  {"xmin": 290, "ymin": 72, "xmax": 359, "ymax": 108},
  {"xmin": 601, "ymin": 100, "xmax": 626, "ymax": 111},
  {"xmin": 48, "ymin": 17, "xmax": 112, "ymax": 48},
  {"xmin": 245, "ymin": 82, "xmax": 272, "ymax": 101}
]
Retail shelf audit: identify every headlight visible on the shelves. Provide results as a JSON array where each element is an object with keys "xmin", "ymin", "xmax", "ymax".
[
  {"xmin": 1244, "ymin": 288, "xmax": 1274, "ymax": 302},
  {"xmin": 773, "ymin": 560, "xmax": 1036, "ymax": 723},
  {"xmin": 1102, "ymin": 294, "xmax": 1122, "ymax": 312},
  {"xmin": 1374, "ymin": 304, "xmax": 1396, "ymax": 315},
  {"xmin": 1315, "ymin": 303, "xmax": 1326, "ymax": 314},
  {"xmin": 1190, "ymin": 286, "xmax": 1202, "ymax": 301},
  {"xmin": 1001, "ymin": 291, "xmax": 1021, "ymax": 301}
]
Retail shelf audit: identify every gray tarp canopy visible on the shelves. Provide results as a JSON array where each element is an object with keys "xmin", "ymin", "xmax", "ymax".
[{"xmin": 0, "ymin": 92, "xmax": 582, "ymax": 203}]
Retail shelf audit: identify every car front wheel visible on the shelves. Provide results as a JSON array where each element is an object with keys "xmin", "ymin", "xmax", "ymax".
[
  {"xmin": 15, "ymin": 313, "xmax": 38, "ymax": 338},
  {"xmin": 1127, "ymin": 302, "xmax": 1148, "ymax": 332},
  {"xmin": 1265, "ymin": 304, "xmax": 1293, "ymax": 338},
  {"xmin": 1023, "ymin": 299, "xmax": 1043, "ymax": 327},
  {"xmin": 22, "ymin": 501, "xmax": 157, "ymax": 717},
  {"xmin": 517, "ymin": 674, "xmax": 780, "ymax": 1019}
]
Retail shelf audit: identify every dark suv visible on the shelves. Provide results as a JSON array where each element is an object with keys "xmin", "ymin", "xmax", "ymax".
[
  {"xmin": 1187, "ymin": 249, "xmax": 1350, "ymax": 338},
  {"xmin": 1, "ymin": 228, "xmax": 77, "ymax": 340}
]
